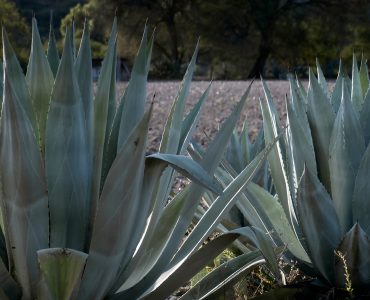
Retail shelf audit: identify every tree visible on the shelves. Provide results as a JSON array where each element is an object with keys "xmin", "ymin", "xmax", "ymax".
[{"xmin": 0, "ymin": 0, "xmax": 31, "ymax": 65}]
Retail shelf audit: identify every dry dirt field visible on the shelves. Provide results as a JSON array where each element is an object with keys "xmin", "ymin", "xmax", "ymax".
[{"xmin": 117, "ymin": 80, "xmax": 299, "ymax": 152}]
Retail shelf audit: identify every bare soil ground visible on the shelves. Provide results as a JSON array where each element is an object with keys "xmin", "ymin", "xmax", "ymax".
[{"xmin": 118, "ymin": 80, "xmax": 300, "ymax": 152}]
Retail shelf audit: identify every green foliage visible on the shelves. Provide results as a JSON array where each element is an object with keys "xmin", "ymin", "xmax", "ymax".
[
  {"xmin": 0, "ymin": 0, "xmax": 30, "ymax": 65},
  {"xmin": 0, "ymin": 16, "xmax": 279, "ymax": 299}
]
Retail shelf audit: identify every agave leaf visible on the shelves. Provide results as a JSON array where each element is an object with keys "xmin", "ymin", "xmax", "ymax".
[
  {"xmin": 0, "ymin": 71, "xmax": 49, "ymax": 298},
  {"xmin": 247, "ymin": 182, "xmax": 310, "ymax": 263},
  {"xmin": 78, "ymin": 108, "xmax": 151, "ymax": 300},
  {"xmin": 359, "ymin": 55, "xmax": 369, "ymax": 98},
  {"xmin": 160, "ymin": 42, "xmax": 199, "ymax": 155},
  {"xmin": 90, "ymin": 18, "xmax": 117, "ymax": 233},
  {"xmin": 316, "ymin": 58, "xmax": 328, "ymax": 97},
  {"xmin": 330, "ymin": 60, "xmax": 345, "ymax": 114},
  {"xmin": 179, "ymin": 82, "xmax": 210, "ymax": 154},
  {"xmin": 329, "ymin": 82, "xmax": 365, "ymax": 233},
  {"xmin": 2, "ymin": 28, "xmax": 37, "ymax": 137},
  {"xmin": 45, "ymin": 27, "xmax": 90, "ymax": 250},
  {"xmin": 151, "ymin": 43, "xmax": 199, "ymax": 227},
  {"xmin": 137, "ymin": 227, "xmax": 268, "ymax": 300},
  {"xmin": 0, "ymin": 258, "xmax": 21, "ymax": 299},
  {"xmin": 297, "ymin": 167, "xmax": 341, "ymax": 285},
  {"xmin": 286, "ymin": 95, "xmax": 317, "ymax": 193},
  {"xmin": 0, "ymin": 60, "xmax": 3, "ymax": 108},
  {"xmin": 353, "ymin": 143, "xmax": 370, "ymax": 236},
  {"xmin": 307, "ymin": 68, "xmax": 335, "ymax": 193},
  {"xmin": 37, "ymin": 248, "xmax": 88, "ymax": 300},
  {"xmin": 75, "ymin": 20, "xmax": 93, "ymax": 153},
  {"xmin": 26, "ymin": 17, "xmax": 54, "ymax": 153},
  {"xmin": 359, "ymin": 89, "xmax": 370, "ymax": 145},
  {"xmin": 334, "ymin": 223, "xmax": 370, "ymax": 289},
  {"xmin": 117, "ymin": 26, "xmax": 153, "ymax": 150},
  {"xmin": 115, "ymin": 187, "xmax": 190, "ymax": 293},
  {"xmin": 147, "ymin": 153, "xmax": 222, "ymax": 194},
  {"xmin": 225, "ymin": 130, "xmax": 244, "ymax": 173},
  {"xmin": 240, "ymin": 122, "xmax": 252, "ymax": 165},
  {"xmin": 260, "ymin": 80, "xmax": 296, "ymax": 229},
  {"xmin": 296, "ymin": 76, "xmax": 307, "ymax": 103},
  {"xmin": 180, "ymin": 250, "xmax": 263, "ymax": 300},
  {"xmin": 101, "ymin": 93, "xmax": 126, "ymax": 186},
  {"xmin": 171, "ymin": 136, "xmax": 281, "ymax": 278},
  {"xmin": 351, "ymin": 53, "xmax": 363, "ymax": 112},
  {"xmin": 47, "ymin": 13, "xmax": 60, "ymax": 77}
]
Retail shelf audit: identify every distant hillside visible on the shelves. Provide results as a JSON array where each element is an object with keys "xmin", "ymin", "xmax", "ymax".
[{"xmin": 13, "ymin": 0, "xmax": 85, "ymax": 38}]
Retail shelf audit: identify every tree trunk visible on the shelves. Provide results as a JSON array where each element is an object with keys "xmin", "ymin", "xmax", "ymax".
[{"xmin": 248, "ymin": 35, "xmax": 272, "ymax": 78}]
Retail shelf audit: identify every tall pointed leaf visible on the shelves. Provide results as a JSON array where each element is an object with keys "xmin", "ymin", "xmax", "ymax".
[
  {"xmin": 78, "ymin": 109, "xmax": 151, "ymax": 300},
  {"xmin": 37, "ymin": 248, "xmax": 88, "ymax": 300},
  {"xmin": 2, "ymin": 28, "xmax": 37, "ymax": 137},
  {"xmin": 0, "ymin": 258, "xmax": 21, "ymax": 299},
  {"xmin": 0, "ymin": 72, "xmax": 49, "ymax": 298},
  {"xmin": 89, "ymin": 18, "xmax": 117, "ymax": 236},
  {"xmin": 260, "ymin": 80, "xmax": 295, "ymax": 229},
  {"xmin": 329, "ymin": 82, "xmax": 365, "ymax": 233},
  {"xmin": 330, "ymin": 60, "xmax": 344, "ymax": 114},
  {"xmin": 316, "ymin": 58, "xmax": 328, "ymax": 97},
  {"xmin": 307, "ymin": 68, "xmax": 335, "ymax": 193},
  {"xmin": 47, "ymin": 12, "xmax": 60, "ymax": 77},
  {"xmin": 26, "ymin": 18, "xmax": 54, "ymax": 153},
  {"xmin": 117, "ymin": 26, "xmax": 153, "ymax": 150},
  {"xmin": 359, "ymin": 89, "xmax": 370, "ymax": 145},
  {"xmin": 45, "ymin": 27, "xmax": 90, "ymax": 251},
  {"xmin": 359, "ymin": 55, "xmax": 369, "ymax": 98},
  {"xmin": 351, "ymin": 53, "xmax": 363, "ymax": 112},
  {"xmin": 353, "ymin": 143, "xmax": 370, "ymax": 236},
  {"xmin": 297, "ymin": 167, "xmax": 341, "ymax": 285}
]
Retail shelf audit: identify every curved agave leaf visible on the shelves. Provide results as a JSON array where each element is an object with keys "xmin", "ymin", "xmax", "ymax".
[
  {"xmin": 247, "ymin": 182, "xmax": 310, "ymax": 264},
  {"xmin": 353, "ymin": 143, "xmax": 370, "ymax": 236},
  {"xmin": 78, "ymin": 108, "xmax": 151, "ymax": 300},
  {"xmin": 359, "ymin": 55, "xmax": 369, "ymax": 97},
  {"xmin": 180, "ymin": 250, "xmax": 263, "ymax": 300},
  {"xmin": 329, "ymin": 82, "xmax": 365, "ymax": 233},
  {"xmin": 334, "ymin": 223, "xmax": 370, "ymax": 289},
  {"xmin": 297, "ymin": 167, "xmax": 341, "ymax": 285},
  {"xmin": 0, "ymin": 70, "xmax": 49, "ymax": 298},
  {"xmin": 26, "ymin": 17, "xmax": 54, "ymax": 153},
  {"xmin": 45, "ymin": 27, "xmax": 90, "ymax": 250},
  {"xmin": 37, "ymin": 248, "xmax": 88, "ymax": 300},
  {"xmin": 307, "ymin": 68, "xmax": 335, "ymax": 193},
  {"xmin": 171, "ymin": 139, "xmax": 280, "ymax": 275},
  {"xmin": 138, "ymin": 227, "xmax": 272, "ymax": 300},
  {"xmin": 351, "ymin": 53, "xmax": 363, "ymax": 112},
  {"xmin": 47, "ymin": 12, "xmax": 60, "ymax": 76}
]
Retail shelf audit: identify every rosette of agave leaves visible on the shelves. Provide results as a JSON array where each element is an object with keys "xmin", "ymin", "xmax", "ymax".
[
  {"xmin": 0, "ymin": 16, "xmax": 281, "ymax": 300},
  {"xmin": 187, "ymin": 55, "xmax": 370, "ymax": 298}
]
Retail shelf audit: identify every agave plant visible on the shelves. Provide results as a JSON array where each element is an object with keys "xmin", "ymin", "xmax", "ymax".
[
  {"xmin": 0, "ymin": 17, "xmax": 278, "ymax": 300},
  {"xmin": 185, "ymin": 56, "xmax": 370, "ymax": 298}
]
